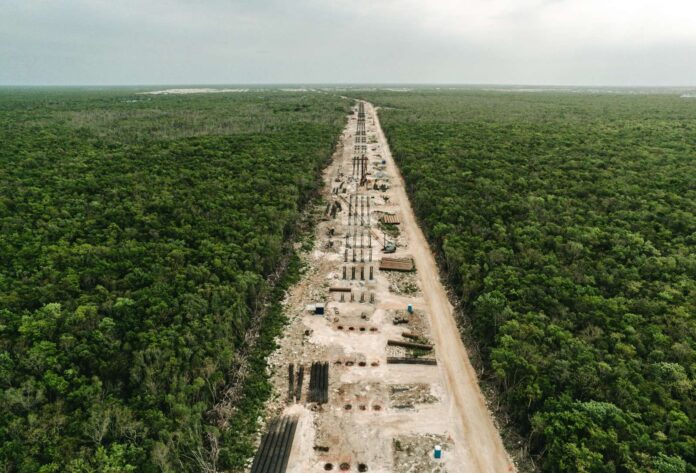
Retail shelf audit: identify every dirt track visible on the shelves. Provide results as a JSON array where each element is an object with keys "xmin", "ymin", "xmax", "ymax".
[
  {"xmin": 257, "ymin": 100, "xmax": 514, "ymax": 473},
  {"xmin": 370, "ymin": 102, "xmax": 514, "ymax": 472}
]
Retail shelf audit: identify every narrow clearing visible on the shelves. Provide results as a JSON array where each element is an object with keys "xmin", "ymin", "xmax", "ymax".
[{"xmin": 254, "ymin": 101, "xmax": 514, "ymax": 473}]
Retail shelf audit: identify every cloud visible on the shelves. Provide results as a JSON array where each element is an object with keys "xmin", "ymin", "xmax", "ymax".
[{"xmin": 0, "ymin": 0, "xmax": 695, "ymax": 85}]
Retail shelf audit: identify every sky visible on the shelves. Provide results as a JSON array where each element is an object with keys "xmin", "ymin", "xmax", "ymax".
[{"xmin": 1, "ymin": 0, "xmax": 696, "ymax": 86}]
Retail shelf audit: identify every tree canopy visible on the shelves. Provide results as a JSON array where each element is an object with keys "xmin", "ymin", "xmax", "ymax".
[
  {"xmin": 0, "ymin": 89, "xmax": 347, "ymax": 472},
  {"xmin": 360, "ymin": 90, "xmax": 695, "ymax": 472}
]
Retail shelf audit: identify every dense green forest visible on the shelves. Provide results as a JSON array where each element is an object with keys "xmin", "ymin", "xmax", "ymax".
[
  {"xmin": 360, "ymin": 90, "xmax": 695, "ymax": 472},
  {"xmin": 0, "ymin": 89, "xmax": 347, "ymax": 472}
]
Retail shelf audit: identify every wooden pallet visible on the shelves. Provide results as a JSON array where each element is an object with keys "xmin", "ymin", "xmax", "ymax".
[
  {"xmin": 387, "ymin": 357, "xmax": 437, "ymax": 366},
  {"xmin": 379, "ymin": 256, "xmax": 414, "ymax": 271},
  {"xmin": 380, "ymin": 213, "xmax": 401, "ymax": 225}
]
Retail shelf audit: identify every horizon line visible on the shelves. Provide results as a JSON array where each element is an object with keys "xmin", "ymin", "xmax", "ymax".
[{"xmin": 1, "ymin": 82, "xmax": 695, "ymax": 89}]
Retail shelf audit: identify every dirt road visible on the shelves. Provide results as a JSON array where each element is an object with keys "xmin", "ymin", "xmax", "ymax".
[
  {"xmin": 370, "ymin": 102, "xmax": 514, "ymax": 472},
  {"xmin": 258, "ymin": 100, "xmax": 514, "ymax": 473}
]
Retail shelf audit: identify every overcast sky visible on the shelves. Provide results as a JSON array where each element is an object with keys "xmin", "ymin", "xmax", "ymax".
[{"xmin": 1, "ymin": 0, "xmax": 695, "ymax": 86}]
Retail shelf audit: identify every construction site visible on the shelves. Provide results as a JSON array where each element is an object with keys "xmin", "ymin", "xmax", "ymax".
[{"xmin": 249, "ymin": 101, "xmax": 515, "ymax": 473}]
